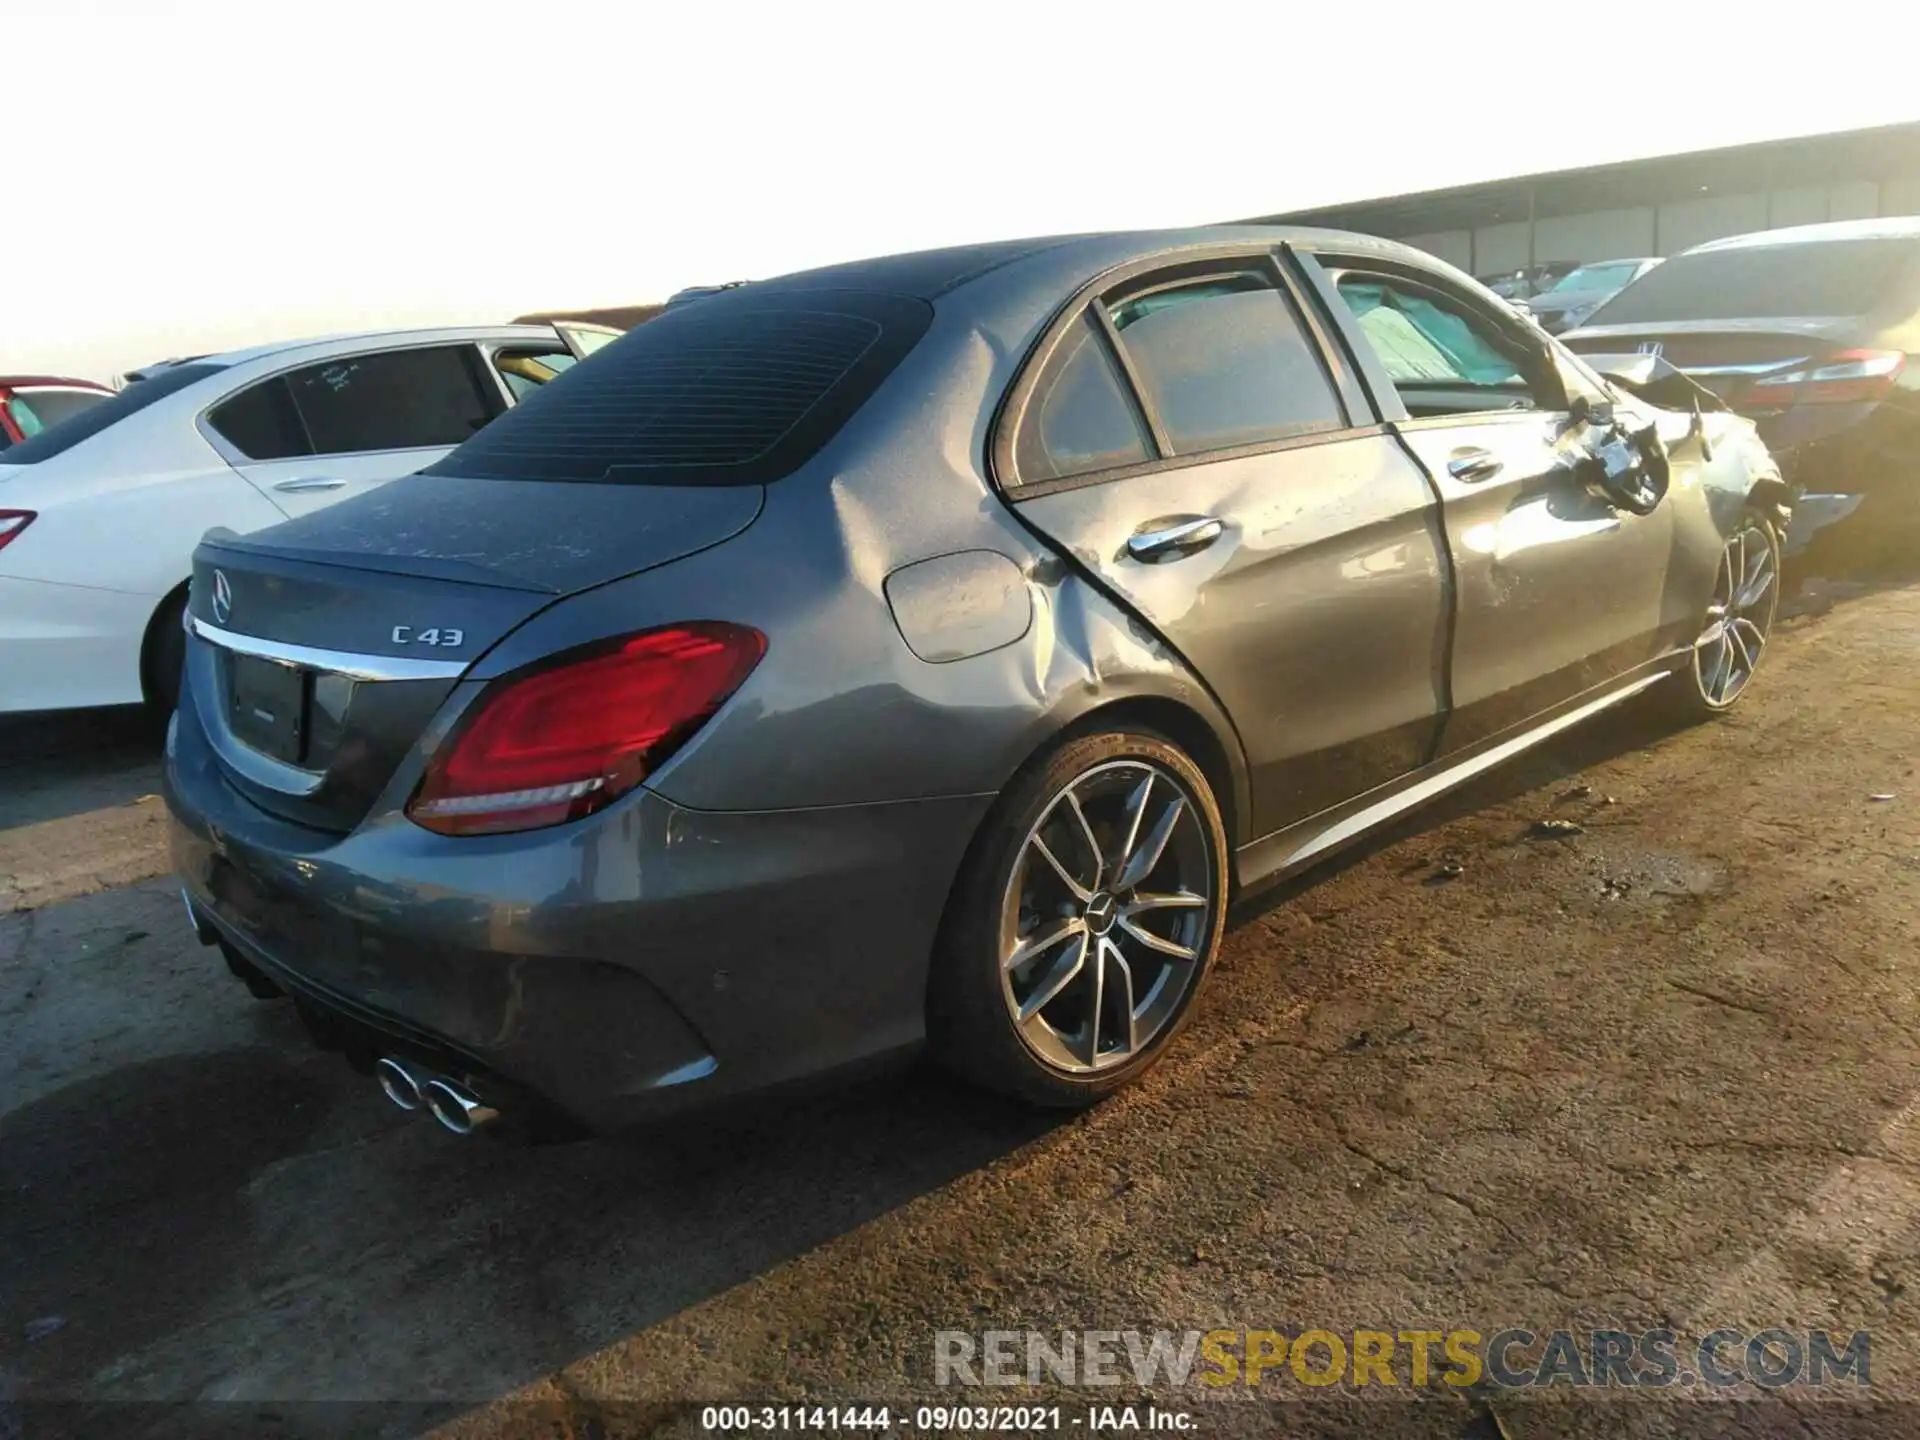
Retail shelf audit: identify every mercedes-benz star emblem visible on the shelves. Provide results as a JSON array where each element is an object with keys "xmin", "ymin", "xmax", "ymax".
[
  {"xmin": 211, "ymin": 570, "xmax": 232, "ymax": 625},
  {"xmin": 1084, "ymin": 891, "xmax": 1117, "ymax": 935},
  {"xmin": 1637, "ymin": 341, "xmax": 1664, "ymax": 359}
]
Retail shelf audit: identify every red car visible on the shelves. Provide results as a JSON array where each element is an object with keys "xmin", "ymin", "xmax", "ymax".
[{"xmin": 0, "ymin": 376, "xmax": 113, "ymax": 450}]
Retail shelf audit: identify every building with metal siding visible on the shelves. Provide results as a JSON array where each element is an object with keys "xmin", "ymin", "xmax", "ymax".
[{"xmin": 1240, "ymin": 122, "xmax": 1920, "ymax": 281}]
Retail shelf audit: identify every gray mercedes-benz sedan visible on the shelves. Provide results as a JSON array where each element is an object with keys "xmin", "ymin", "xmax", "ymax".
[{"xmin": 165, "ymin": 227, "xmax": 1789, "ymax": 1138}]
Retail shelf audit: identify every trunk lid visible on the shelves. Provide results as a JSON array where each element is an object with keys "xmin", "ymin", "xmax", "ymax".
[
  {"xmin": 1561, "ymin": 316, "xmax": 1867, "ymax": 403},
  {"xmin": 187, "ymin": 474, "xmax": 764, "ymax": 833}
]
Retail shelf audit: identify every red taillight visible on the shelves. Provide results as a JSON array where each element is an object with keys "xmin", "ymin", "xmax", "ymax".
[
  {"xmin": 0, "ymin": 510, "xmax": 35, "ymax": 553},
  {"xmin": 1742, "ymin": 349, "xmax": 1906, "ymax": 410},
  {"xmin": 407, "ymin": 622, "xmax": 766, "ymax": 836}
]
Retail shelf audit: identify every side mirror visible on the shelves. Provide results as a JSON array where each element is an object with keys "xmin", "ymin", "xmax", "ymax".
[{"xmin": 1574, "ymin": 420, "xmax": 1668, "ymax": 516}]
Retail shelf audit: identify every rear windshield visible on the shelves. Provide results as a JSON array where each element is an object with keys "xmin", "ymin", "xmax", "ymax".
[
  {"xmin": 426, "ymin": 289, "xmax": 934, "ymax": 485},
  {"xmin": 1588, "ymin": 238, "xmax": 1918, "ymax": 324},
  {"xmin": 2, "ymin": 362, "xmax": 227, "ymax": 464}
]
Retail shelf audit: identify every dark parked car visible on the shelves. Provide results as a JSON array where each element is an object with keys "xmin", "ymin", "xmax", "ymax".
[
  {"xmin": 1520, "ymin": 257, "xmax": 1662, "ymax": 335},
  {"xmin": 1563, "ymin": 218, "xmax": 1920, "ymax": 559},
  {"xmin": 166, "ymin": 227, "xmax": 1788, "ymax": 1139},
  {"xmin": 1479, "ymin": 261, "xmax": 1580, "ymax": 302}
]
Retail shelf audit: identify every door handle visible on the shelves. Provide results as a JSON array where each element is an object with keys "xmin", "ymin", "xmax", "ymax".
[
  {"xmin": 273, "ymin": 477, "xmax": 347, "ymax": 493},
  {"xmin": 1446, "ymin": 448, "xmax": 1503, "ymax": 483},
  {"xmin": 1126, "ymin": 516, "xmax": 1225, "ymax": 562}
]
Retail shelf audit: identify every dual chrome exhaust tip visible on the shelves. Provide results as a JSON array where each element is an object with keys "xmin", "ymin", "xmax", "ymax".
[
  {"xmin": 374, "ymin": 1056, "xmax": 500, "ymax": 1136},
  {"xmin": 180, "ymin": 893, "xmax": 507, "ymax": 1139}
]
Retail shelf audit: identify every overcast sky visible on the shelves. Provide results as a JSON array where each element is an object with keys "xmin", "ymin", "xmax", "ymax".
[{"xmin": 10, "ymin": 0, "xmax": 1918, "ymax": 381}]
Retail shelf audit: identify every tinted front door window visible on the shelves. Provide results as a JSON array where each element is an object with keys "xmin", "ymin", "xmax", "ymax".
[
  {"xmin": 1336, "ymin": 277, "xmax": 1542, "ymax": 415},
  {"xmin": 1106, "ymin": 276, "xmax": 1343, "ymax": 454}
]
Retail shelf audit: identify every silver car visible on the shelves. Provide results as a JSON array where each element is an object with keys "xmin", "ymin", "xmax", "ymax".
[{"xmin": 166, "ymin": 227, "xmax": 1787, "ymax": 1140}]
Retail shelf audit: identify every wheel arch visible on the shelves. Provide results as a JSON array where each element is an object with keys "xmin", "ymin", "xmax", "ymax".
[
  {"xmin": 1052, "ymin": 694, "xmax": 1245, "ymax": 859},
  {"xmin": 951, "ymin": 682, "xmax": 1251, "ymax": 913},
  {"xmin": 922, "ymin": 686, "xmax": 1246, "ymax": 1051}
]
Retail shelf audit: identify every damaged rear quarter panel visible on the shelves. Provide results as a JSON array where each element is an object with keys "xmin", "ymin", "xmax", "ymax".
[{"xmin": 468, "ymin": 301, "xmax": 1249, "ymax": 825}]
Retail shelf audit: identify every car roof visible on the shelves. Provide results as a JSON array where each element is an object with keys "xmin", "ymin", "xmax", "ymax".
[
  {"xmin": 201, "ymin": 322, "xmax": 562, "ymax": 370},
  {"xmin": 743, "ymin": 225, "xmax": 1461, "ymax": 302},
  {"xmin": 747, "ymin": 237, "xmax": 1092, "ymax": 299},
  {"xmin": 1688, "ymin": 216, "xmax": 1920, "ymax": 255}
]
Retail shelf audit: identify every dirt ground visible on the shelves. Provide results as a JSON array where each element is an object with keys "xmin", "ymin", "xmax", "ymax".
[{"xmin": 4, "ymin": 577, "xmax": 1919, "ymax": 1440}]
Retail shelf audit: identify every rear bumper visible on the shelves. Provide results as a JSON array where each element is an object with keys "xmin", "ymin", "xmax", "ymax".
[
  {"xmin": 164, "ymin": 688, "xmax": 992, "ymax": 1131},
  {"xmin": 1757, "ymin": 399, "xmax": 1920, "ymax": 499},
  {"xmin": 1749, "ymin": 400, "xmax": 1920, "ymax": 561},
  {"xmin": 1782, "ymin": 493, "xmax": 1866, "ymax": 557},
  {"xmin": 0, "ymin": 575, "xmax": 152, "ymax": 712}
]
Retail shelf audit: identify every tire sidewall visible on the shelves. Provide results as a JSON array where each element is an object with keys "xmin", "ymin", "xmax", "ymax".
[{"xmin": 145, "ymin": 592, "xmax": 188, "ymax": 716}]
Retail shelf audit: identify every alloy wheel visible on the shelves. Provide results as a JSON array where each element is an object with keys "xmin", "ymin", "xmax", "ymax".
[
  {"xmin": 999, "ymin": 759, "xmax": 1214, "ymax": 1074},
  {"xmin": 1694, "ymin": 520, "xmax": 1779, "ymax": 707}
]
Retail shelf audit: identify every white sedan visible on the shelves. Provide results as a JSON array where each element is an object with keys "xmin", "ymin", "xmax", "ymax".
[{"xmin": 0, "ymin": 322, "xmax": 617, "ymax": 715}]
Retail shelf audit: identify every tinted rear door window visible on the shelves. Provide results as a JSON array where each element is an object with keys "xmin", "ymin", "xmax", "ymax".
[
  {"xmin": 427, "ymin": 289, "xmax": 934, "ymax": 485},
  {"xmin": 284, "ymin": 345, "xmax": 500, "ymax": 455},
  {"xmin": 1013, "ymin": 312, "xmax": 1154, "ymax": 482},
  {"xmin": 1590, "ymin": 238, "xmax": 1920, "ymax": 323},
  {"xmin": 1106, "ymin": 276, "xmax": 1344, "ymax": 455}
]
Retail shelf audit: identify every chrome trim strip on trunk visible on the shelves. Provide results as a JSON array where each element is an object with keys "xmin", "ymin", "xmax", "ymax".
[
  {"xmin": 189, "ymin": 616, "xmax": 470, "ymax": 681},
  {"xmin": 1679, "ymin": 358, "xmax": 1808, "ymax": 377}
]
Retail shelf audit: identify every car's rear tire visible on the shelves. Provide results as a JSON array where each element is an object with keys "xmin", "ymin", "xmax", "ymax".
[
  {"xmin": 929, "ymin": 729, "xmax": 1229, "ymax": 1108},
  {"xmin": 1662, "ymin": 505, "xmax": 1781, "ymax": 724},
  {"xmin": 142, "ymin": 589, "xmax": 188, "ymax": 718}
]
